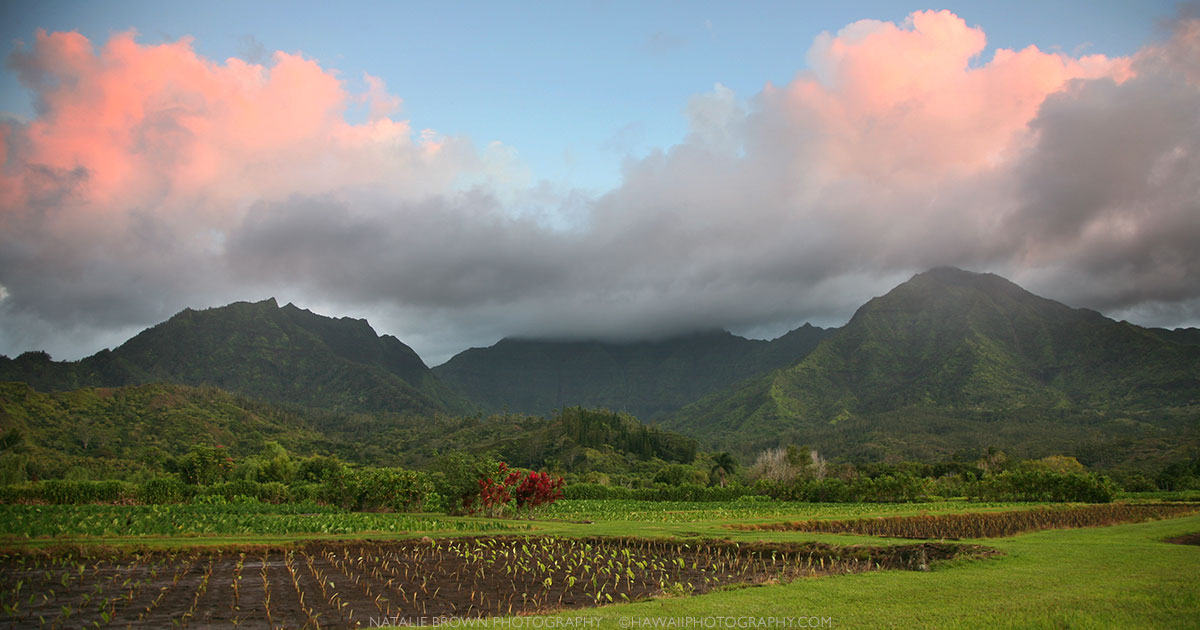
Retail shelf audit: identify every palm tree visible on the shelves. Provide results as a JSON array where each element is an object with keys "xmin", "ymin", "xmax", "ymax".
[{"xmin": 711, "ymin": 452, "xmax": 737, "ymax": 488}]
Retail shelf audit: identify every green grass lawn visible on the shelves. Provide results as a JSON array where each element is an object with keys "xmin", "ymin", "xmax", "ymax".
[{"xmin": 525, "ymin": 511, "xmax": 1200, "ymax": 629}]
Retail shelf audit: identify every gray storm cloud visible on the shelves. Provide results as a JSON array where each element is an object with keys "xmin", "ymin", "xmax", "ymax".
[{"xmin": 1, "ymin": 11, "xmax": 1198, "ymax": 364}]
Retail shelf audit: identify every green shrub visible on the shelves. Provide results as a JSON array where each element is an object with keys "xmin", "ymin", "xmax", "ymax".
[
  {"xmin": 732, "ymin": 494, "xmax": 772, "ymax": 504},
  {"xmin": 191, "ymin": 494, "xmax": 263, "ymax": 506},
  {"xmin": 1156, "ymin": 461, "xmax": 1200, "ymax": 491},
  {"xmin": 325, "ymin": 466, "xmax": 433, "ymax": 512},
  {"xmin": 0, "ymin": 483, "xmax": 40, "ymax": 504},
  {"xmin": 928, "ymin": 473, "xmax": 972, "ymax": 498},
  {"xmin": 138, "ymin": 477, "xmax": 194, "ymax": 504},
  {"xmin": 422, "ymin": 491, "xmax": 447, "ymax": 513},
  {"xmin": 1117, "ymin": 472, "xmax": 1157, "ymax": 493},
  {"xmin": 286, "ymin": 482, "xmax": 327, "ymax": 503},
  {"xmin": 853, "ymin": 474, "xmax": 930, "ymax": 502},
  {"xmin": 203, "ymin": 479, "xmax": 266, "ymax": 501},
  {"xmin": 564, "ymin": 483, "xmax": 633, "ymax": 500},
  {"xmin": 0, "ymin": 451, "xmax": 30, "ymax": 485},
  {"xmin": 967, "ymin": 470, "xmax": 1117, "ymax": 503},
  {"xmin": 257, "ymin": 481, "xmax": 290, "ymax": 504},
  {"xmin": 430, "ymin": 451, "xmax": 498, "ymax": 514},
  {"xmin": 0, "ymin": 480, "xmax": 137, "ymax": 504},
  {"xmin": 41, "ymin": 479, "xmax": 136, "ymax": 504},
  {"xmin": 176, "ymin": 445, "xmax": 234, "ymax": 485},
  {"xmin": 653, "ymin": 464, "xmax": 707, "ymax": 486},
  {"xmin": 197, "ymin": 479, "xmax": 289, "ymax": 503},
  {"xmin": 562, "ymin": 482, "xmax": 756, "ymax": 502},
  {"xmin": 766, "ymin": 474, "xmax": 931, "ymax": 503},
  {"xmin": 297, "ymin": 455, "xmax": 344, "ymax": 483},
  {"xmin": 768, "ymin": 478, "xmax": 853, "ymax": 502}
]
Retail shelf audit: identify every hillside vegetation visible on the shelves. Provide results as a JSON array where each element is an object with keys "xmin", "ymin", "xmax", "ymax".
[
  {"xmin": 0, "ymin": 381, "xmax": 697, "ymax": 482},
  {"xmin": 2, "ymin": 267, "xmax": 1197, "ymax": 475},
  {"xmin": 0, "ymin": 298, "xmax": 473, "ymax": 415},
  {"xmin": 434, "ymin": 325, "xmax": 831, "ymax": 419},
  {"xmin": 665, "ymin": 268, "xmax": 1200, "ymax": 465}
]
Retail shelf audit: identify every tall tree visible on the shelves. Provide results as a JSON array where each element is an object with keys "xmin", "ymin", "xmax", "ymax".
[{"xmin": 711, "ymin": 452, "xmax": 737, "ymax": 488}]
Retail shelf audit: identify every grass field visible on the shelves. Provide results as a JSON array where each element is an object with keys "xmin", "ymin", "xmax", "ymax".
[
  {"xmin": 1, "ymin": 499, "xmax": 1197, "ymax": 628},
  {"xmin": 539, "ymin": 508, "xmax": 1200, "ymax": 630}
]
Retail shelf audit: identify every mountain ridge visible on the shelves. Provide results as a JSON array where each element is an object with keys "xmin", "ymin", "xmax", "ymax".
[
  {"xmin": 2, "ymin": 267, "xmax": 1197, "ymax": 469},
  {"xmin": 0, "ymin": 298, "xmax": 473, "ymax": 415},
  {"xmin": 661, "ymin": 267, "xmax": 1200, "ymax": 463},
  {"xmin": 432, "ymin": 323, "xmax": 833, "ymax": 419}
]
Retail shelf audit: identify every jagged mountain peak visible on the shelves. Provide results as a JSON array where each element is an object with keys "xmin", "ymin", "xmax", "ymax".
[
  {"xmin": 1, "ymin": 299, "xmax": 470, "ymax": 415},
  {"xmin": 664, "ymin": 268, "xmax": 1200, "ymax": 461}
]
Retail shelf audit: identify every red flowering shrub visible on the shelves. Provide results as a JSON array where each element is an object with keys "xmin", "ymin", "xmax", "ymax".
[
  {"xmin": 513, "ymin": 470, "xmax": 565, "ymax": 509},
  {"xmin": 468, "ymin": 462, "xmax": 564, "ymax": 517}
]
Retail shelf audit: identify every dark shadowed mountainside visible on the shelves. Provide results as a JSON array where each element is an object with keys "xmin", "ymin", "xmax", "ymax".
[
  {"xmin": 432, "ymin": 325, "xmax": 832, "ymax": 419},
  {"xmin": 1148, "ymin": 327, "xmax": 1200, "ymax": 347}
]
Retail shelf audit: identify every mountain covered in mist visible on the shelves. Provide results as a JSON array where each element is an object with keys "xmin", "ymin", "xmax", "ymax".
[
  {"xmin": 0, "ymin": 298, "xmax": 473, "ymax": 415},
  {"xmin": 662, "ymin": 268, "xmax": 1200, "ymax": 463},
  {"xmin": 432, "ymin": 325, "xmax": 832, "ymax": 420},
  {"xmin": 2, "ymin": 267, "xmax": 1197, "ymax": 469}
]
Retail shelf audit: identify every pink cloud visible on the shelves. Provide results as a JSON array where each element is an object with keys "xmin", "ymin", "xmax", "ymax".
[
  {"xmin": 363, "ymin": 73, "xmax": 403, "ymax": 122},
  {"xmin": 589, "ymin": 9, "xmax": 1195, "ymax": 339},
  {"xmin": 1, "ymin": 29, "xmax": 478, "ymax": 233},
  {"xmin": 781, "ymin": 10, "xmax": 1132, "ymax": 184},
  {"xmin": 0, "ymin": 28, "xmax": 520, "ymax": 358}
]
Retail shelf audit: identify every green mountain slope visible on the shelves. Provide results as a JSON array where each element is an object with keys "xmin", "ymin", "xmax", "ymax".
[
  {"xmin": 665, "ymin": 268, "xmax": 1200, "ymax": 465},
  {"xmin": 1149, "ymin": 327, "xmax": 1200, "ymax": 347},
  {"xmin": 0, "ymin": 382, "xmax": 696, "ymax": 479},
  {"xmin": 0, "ymin": 299, "xmax": 473, "ymax": 415},
  {"xmin": 432, "ymin": 325, "xmax": 831, "ymax": 419},
  {"xmin": 0, "ymin": 381, "xmax": 336, "ymax": 477}
]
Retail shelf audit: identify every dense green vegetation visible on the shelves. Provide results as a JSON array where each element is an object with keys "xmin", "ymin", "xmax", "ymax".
[
  {"xmin": 0, "ymin": 450, "xmax": 1141, "ymax": 512},
  {"xmin": 665, "ymin": 268, "xmax": 1200, "ymax": 468},
  {"xmin": 565, "ymin": 466, "xmax": 1123, "ymax": 504},
  {"xmin": 0, "ymin": 385, "xmax": 701, "ymax": 483},
  {"xmin": 0, "ymin": 502, "xmax": 519, "ymax": 538},
  {"xmin": 0, "ymin": 382, "xmax": 336, "ymax": 481},
  {"xmin": 732, "ymin": 503, "xmax": 1199, "ymax": 539},
  {"xmin": 434, "ymin": 325, "xmax": 831, "ymax": 419},
  {"xmin": 540, "ymin": 499, "xmax": 1039, "ymax": 524},
  {"xmin": 5, "ymin": 377, "xmax": 1194, "ymax": 506}
]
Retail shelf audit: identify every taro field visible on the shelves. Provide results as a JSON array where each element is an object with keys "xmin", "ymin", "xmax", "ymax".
[
  {"xmin": 729, "ymin": 502, "xmax": 1200, "ymax": 539},
  {"xmin": 0, "ymin": 504, "xmax": 523, "ymax": 539},
  {"xmin": 0, "ymin": 536, "xmax": 992, "ymax": 629},
  {"xmin": 541, "ymin": 499, "xmax": 1040, "ymax": 523}
]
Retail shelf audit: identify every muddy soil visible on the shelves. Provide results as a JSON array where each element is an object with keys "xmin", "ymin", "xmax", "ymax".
[
  {"xmin": 1165, "ymin": 532, "xmax": 1200, "ymax": 546},
  {"xmin": 0, "ymin": 537, "xmax": 993, "ymax": 629}
]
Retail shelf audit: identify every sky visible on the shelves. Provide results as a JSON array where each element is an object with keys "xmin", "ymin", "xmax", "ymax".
[{"xmin": 1, "ymin": 1, "xmax": 1197, "ymax": 366}]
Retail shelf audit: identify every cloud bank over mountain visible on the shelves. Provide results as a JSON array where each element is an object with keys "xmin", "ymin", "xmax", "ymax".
[{"xmin": 2, "ymin": 10, "xmax": 1197, "ymax": 364}]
